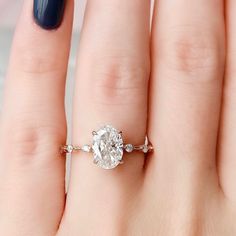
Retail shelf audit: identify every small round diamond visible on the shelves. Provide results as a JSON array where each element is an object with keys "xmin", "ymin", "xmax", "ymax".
[
  {"xmin": 81, "ymin": 145, "xmax": 91, "ymax": 153},
  {"xmin": 125, "ymin": 144, "xmax": 134, "ymax": 153},
  {"xmin": 142, "ymin": 145, "xmax": 149, "ymax": 153},
  {"xmin": 92, "ymin": 125, "xmax": 123, "ymax": 169},
  {"xmin": 67, "ymin": 145, "xmax": 74, "ymax": 153}
]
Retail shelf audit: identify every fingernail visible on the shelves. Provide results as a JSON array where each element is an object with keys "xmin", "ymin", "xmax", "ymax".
[{"xmin": 33, "ymin": 0, "xmax": 66, "ymax": 30}]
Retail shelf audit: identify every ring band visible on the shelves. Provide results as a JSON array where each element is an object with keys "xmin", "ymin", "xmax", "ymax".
[{"xmin": 61, "ymin": 125, "xmax": 153, "ymax": 169}]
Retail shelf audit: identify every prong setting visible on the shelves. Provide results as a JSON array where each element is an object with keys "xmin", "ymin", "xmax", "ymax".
[
  {"xmin": 61, "ymin": 126, "xmax": 153, "ymax": 169},
  {"xmin": 92, "ymin": 131, "xmax": 97, "ymax": 136}
]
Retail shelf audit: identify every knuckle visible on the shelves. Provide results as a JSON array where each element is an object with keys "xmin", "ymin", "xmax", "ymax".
[
  {"xmin": 21, "ymin": 56, "xmax": 58, "ymax": 75},
  {"xmin": 161, "ymin": 27, "xmax": 223, "ymax": 77},
  {"xmin": 12, "ymin": 128, "xmax": 43, "ymax": 157},
  {"xmin": 2, "ymin": 120, "xmax": 65, "ymax": 163},
  {"xmin": 90, "ymin": 58, "xmax": 149, "ymax": 105},
  {"xmin": 11, "ymin": 44, "xmax": 64, "ymax": 75}
]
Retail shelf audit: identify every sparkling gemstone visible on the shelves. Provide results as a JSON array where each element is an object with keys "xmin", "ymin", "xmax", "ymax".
[
  {"xmin": 81, "ymin": 145, "xmax": 91, "ymax": 153},
  {"xmin": 92, "ymin": 125, "xmax": 124, "ymax": 169},
  {"xmin": 67, "ymin": 145, "xmax": 74, "ymax": 153},
  {"xmin": 142, "ymin": 137, "xmax": 150, "ymax": 153},
  {"xmin": 125, "ymin": 144, "xmax": 134, "ymax": 153},
  {"xmin": 142, "ymin": 145, "xmax": 149, "ymax": 153}
]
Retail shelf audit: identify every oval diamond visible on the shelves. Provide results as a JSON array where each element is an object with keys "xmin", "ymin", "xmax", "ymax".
[{"xmin": 92, "ymin": 125, "xmax": 124, "ymax": 169}]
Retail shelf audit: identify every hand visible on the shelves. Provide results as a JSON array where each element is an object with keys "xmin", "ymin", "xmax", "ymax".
[{"xmin": 0, "ymin": 0, "xmax": 235, "ymax": 235}]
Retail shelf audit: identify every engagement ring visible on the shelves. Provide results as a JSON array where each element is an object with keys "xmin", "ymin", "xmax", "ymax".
[{"xmin": 61, "ymin": 125, "xmax": 153, "ymax": 169}]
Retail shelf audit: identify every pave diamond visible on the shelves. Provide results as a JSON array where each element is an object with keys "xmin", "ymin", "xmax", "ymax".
[
  {"xmin": 92, "ymin": 125, "xmax": 124, "ymax": 169},
  {"xmin": 142, "ymin": 136, "xmax": 151, "ymax": 153},
  {"xmin": 81, "ymin": 145, "xmax": 91, "ymax": 153},
  {"xmin": 125, "ymin": 144, "xmax": 134, "ymax": 153},
  {"xmin": 66, "ymin": 145, "xmax": 74, "ymax": 153},
  {"xmin": 142, "ymin": 145, "xmax": 149, "ymax": 153}
]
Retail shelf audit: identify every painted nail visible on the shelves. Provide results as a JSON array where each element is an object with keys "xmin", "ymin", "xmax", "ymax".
[{"xmin": 33, "ymin": 0, "xmax": 66, "ymax": 30}]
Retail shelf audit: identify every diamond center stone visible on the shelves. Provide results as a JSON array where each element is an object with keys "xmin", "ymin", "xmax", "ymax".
[{"xmin": 92, "ymin": 125, "xmax": 124, "ymax": 169}]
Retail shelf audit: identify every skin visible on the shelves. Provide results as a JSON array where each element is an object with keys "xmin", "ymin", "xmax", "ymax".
[{"xmin": 0, "ymin": 0, "xmax": 235, "ymax": 235}]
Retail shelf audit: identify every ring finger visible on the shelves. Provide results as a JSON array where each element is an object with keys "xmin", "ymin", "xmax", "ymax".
[{"xmin": 61, "ymin": 0, "xmax": 150, "ymax": 234}]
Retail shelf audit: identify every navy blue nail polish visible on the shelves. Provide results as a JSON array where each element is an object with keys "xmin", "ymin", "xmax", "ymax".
[{"xmin": 33, "ymin": 0, "xmax": 66, "ymax": 30}]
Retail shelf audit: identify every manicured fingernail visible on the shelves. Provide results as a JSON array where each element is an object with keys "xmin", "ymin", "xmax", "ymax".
[{"xmin": 33, "ymin": 0, "xmax": 66, "ymax": 30}]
